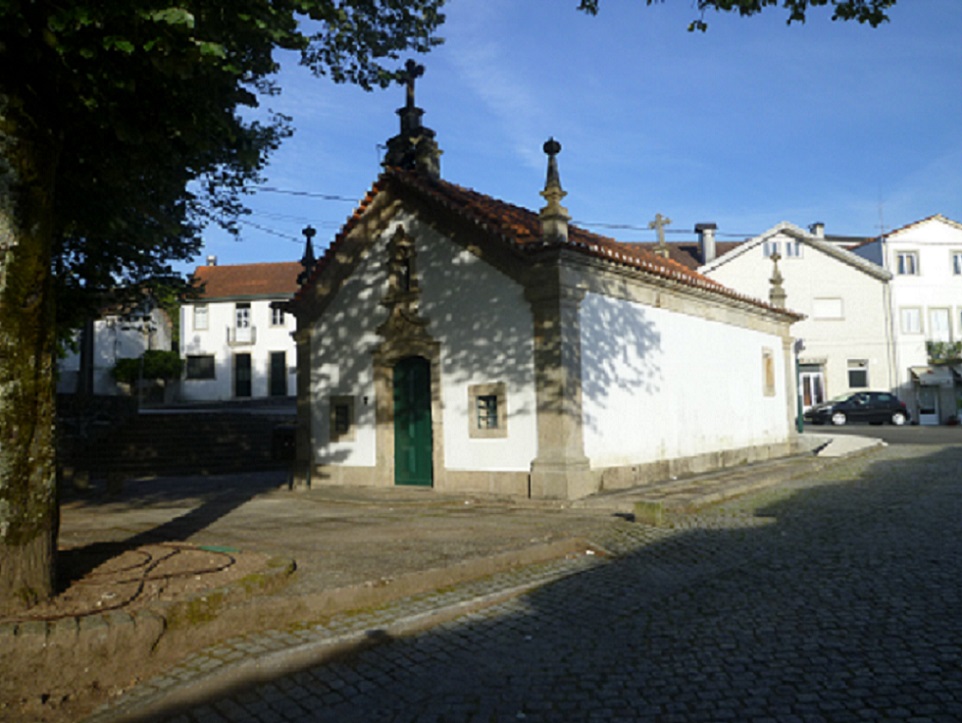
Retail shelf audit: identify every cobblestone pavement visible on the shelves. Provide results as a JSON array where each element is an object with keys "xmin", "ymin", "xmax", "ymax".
[{"xmin": 112, "ymin": 443, "xmax": 962, "ymax": 722}]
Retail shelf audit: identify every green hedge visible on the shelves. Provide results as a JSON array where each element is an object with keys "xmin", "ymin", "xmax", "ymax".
[{"xmin": 113, "ymin": 350, "xmax": 183, "ymax": 384}]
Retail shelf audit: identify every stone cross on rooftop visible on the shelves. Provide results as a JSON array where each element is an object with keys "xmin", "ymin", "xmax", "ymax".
[
  {"xmin": 649, "ymin": 213, "xmax": 672, "ymax": 258},
  {"xmin": 401, "ymin": 59, "xmax": 424, "ymax": 109}
]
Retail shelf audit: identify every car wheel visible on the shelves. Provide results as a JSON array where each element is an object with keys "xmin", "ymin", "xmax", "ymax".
[
  {"xmin": 831, "ymin": 411, "xmax": 847, "ymax": 426},
  {"xmin": 891, "ymin": 411, "xmax": 907, "ymax": 426}
]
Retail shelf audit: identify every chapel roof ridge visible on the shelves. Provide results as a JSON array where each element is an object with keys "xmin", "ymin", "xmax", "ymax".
[{"xmin": 293, "ymin": 166, "xmax": 800, "ymax": 320}]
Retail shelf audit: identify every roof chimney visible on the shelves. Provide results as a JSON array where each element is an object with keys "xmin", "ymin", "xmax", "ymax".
[
  {"xmin": 695, "ymin": 222, "xmax": 718, "ymax": 264},
  {"xmin": 539, "ymin": 138, "xmax": 570, "ymax": 244},
  {"xmin": 382, "ymin": 59, "xmax": 442, "ymax": 178},
  {"xmin": 206, "ymin": 255, "xmax": 217, "ymax": 266},
  {"xmin": 809, "ymin": 222, "xmax": 825, "ymax": 238}
]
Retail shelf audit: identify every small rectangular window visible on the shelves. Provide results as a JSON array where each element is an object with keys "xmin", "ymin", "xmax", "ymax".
[
  {"xmin": 762, "ymin": 348, "xmax": 776, "ymax": 397},
  {"xmin": 762, "ymin": 240, "xmax": 781, "ymax": 258},
  {"xmin": 813, "ymin": 297, "xmax": 843, "ymax": 320},
  {"xmin": 329, "ymin": 395, "xmax": 355, "ymax": 443},
  {"xmin": 477, "ymin": 395, "xmax": 499, "ymax": 430},
  {"xmin": 848, "ymin": 359, "xmax": 869, "ymax": 389},
  {"xmin": 193, "ymin": 304, "xmax": 209, "ymax": 331},
  {"xmin": 186, "ymin": 355, "xmax": 215, "ymax": 380},
  {"xmin": 896, "ymin": 251, "xmax": 918, "ymax": 275},
  {"xmin": 900, "ymin": 307, "xmax": 922, "ymax": 334},
  {"xmin": 271, "ymin": 307, "xmax": 286, "ymax": 326},
  {"xmin": 785, "ymin": 240, "xmax": 803, "ymax": 258},
  {"xmin": 953, "ymin": 252, "xmax": 962, "ymax": 276},
  {"xmin": 468, "ymin": 382, "xmax": 508, "ymax": 439}
]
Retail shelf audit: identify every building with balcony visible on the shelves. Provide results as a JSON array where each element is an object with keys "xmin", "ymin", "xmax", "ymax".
[{"xmin": 179, "ymin": 258, "xmax": 300, "ymax": 402}]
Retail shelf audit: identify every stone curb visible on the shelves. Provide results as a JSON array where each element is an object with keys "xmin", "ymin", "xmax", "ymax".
[{"xmin": 84, "ymin": 550, "xmax": 606, "ymax": 722}]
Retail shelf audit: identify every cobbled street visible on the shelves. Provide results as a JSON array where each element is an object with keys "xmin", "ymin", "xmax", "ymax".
[{"xmin": 166, "ymin": 442, "xmax": 962, "ymax": 722}]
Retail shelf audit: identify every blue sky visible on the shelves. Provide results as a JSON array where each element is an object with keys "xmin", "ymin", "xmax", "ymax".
[{"xmin": 189, "ymin": 0, "xmax": 962, "ymax": 272}]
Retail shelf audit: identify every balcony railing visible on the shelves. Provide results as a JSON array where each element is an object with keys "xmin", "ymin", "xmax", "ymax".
[{"xmin": 227, "ymin": 325, "xmax": 257, "ymax": 346}]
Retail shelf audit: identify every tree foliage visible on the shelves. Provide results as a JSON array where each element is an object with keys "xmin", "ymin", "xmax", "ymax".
[
  {"xmin": 113, "ymin": 350, "xmax": 183, "ymax": 385},
  {"xmin": 0, "ymin": 0, "xmax": 444, "ymax": 613},
  {"xmin": 577, "ymin": 0, "xmax": 895, "ymax": 31}
]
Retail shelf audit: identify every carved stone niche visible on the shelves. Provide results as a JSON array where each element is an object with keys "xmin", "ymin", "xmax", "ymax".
[{"xmin": 376, "ymin": 225, "xmax": 431, "ymax": 344}]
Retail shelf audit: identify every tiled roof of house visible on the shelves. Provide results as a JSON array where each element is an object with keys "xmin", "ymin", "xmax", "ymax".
[
  {"xmin": 655, "ymin": 241, "xmax": 745, "ymax": 270},
  {"xmin": 297, "ymin": 168, "xmax": 800, "ymax": 318},
  {"xmin": 191, "ymin": 262, "xmax": 302, "ymax": 300}
]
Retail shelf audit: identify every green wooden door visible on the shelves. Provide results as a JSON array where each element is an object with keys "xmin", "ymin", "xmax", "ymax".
[{"xmin": 393, "ymin": 356, "xmax": 433, "ymax": 487}]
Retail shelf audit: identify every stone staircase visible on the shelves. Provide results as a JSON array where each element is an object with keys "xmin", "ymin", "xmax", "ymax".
[{"xmin": 65, "ymin": 410, "xmax": 296, "ymax": 479}]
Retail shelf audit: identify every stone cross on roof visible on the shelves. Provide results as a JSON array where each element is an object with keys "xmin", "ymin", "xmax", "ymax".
[
  {"xmin": 401, "ymin": 58, "xmax": 424, "ymax": 109},
  {"xmin": 649, "ymin": 213, "xmax": 672, "ymax": 258}
]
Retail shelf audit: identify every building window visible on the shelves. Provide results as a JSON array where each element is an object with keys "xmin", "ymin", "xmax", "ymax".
[
  {"xmin": 762, "ymin": 348, "xmax": 776, "ymax": 397},
  {"xmin": 812, "ymin": 297, "xmax": 843, "ymax": 320},
  {"xmin": 896, "ymin": 251, "xmax": 918, "ymax": 275},
  {"xmin": 271, "ymin": 306, "xmax": 286, "ymax": 326},
  {"xmin": 900, "ymin": 307, "xmax": 922, "ymax": 334},
  {"xmin": 186, "ymin": 355, "xmax": 215, "ymax": 380},
  {"xmin": 848, "ymin": 359, "xmax": 869, "ymax": 388},
  {"xmin": 762, "ymin": 240, "xmax": 780, "ymax": 258},
  {"xmin": 953, "ymin": 252, "xmax": 962, "ymax": 276},
  {"xmin": 329, "ymin": 395, "xmax": 355, "ymax": 443},
  {"xmin": 929, "ymin": 308, "xmax": 951, "ymax": 342},
  {"xmin": 468, "ymin": 382, "xmax": 508, "ymax": 439},
  {"xmin": 193, "ymin": 304, "xmax": 208, "ymax": 331},
  {"xmin": 785, "ymin": 240, "xmax": 803, "ymax": 258}
]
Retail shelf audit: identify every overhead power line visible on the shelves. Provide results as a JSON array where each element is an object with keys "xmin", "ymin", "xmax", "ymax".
[{"xmin": 251, "ymin": 186, "xmax": 359, "ymax": 203}]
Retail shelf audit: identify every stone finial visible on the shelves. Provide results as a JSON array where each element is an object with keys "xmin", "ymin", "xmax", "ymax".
[
  {"xmin": 769, "ymin": 250, "xmax": 787, "ymax": 308},
  {"xmin": 649, "ymin": 213, "xmax": 672, "ymax": 258},
  {"xmin": 298, "ymin": 225, "xmax": 317, "ymax": 285},
  {"xmin": 382, "ymin": 59, "xmax": 441, "ymax": 178},
  {"xmin": 539, "ymin": 138, "xmax": 570, "ymax": 244}
]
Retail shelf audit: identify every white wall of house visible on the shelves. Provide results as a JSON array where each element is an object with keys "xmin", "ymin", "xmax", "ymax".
[
  {"xmin": 180, "ymin": 297, "xmax": 296, "ymax": 402},
  {"xmin": 308, "ymin": 216, "xmax": 539, "ymax": 472},
  {"xmin": 853, "ymin": 216, "xmax": 962, "ymax": 423},
  {"xmin": 580, "ymin": 292, "xmax": 790, "ymax": 468},
  {"xmin": 702, "ymin": 225, "xmax": 894, "ymax": 407},
  {"xmin": 58, "ymin": 308, "xmax": 172, "ymax": 396}
]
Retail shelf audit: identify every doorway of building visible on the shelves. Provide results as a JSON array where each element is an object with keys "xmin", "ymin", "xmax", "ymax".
[
  {"xmin": 393, "ymin": 355, "xmax": 433, "ymax": 486},
  {"xmin": 269, "ymin": 351, "xmax": 287, "ymax": 397},
  {"xmin": 234, "ymin": 353, "xmax": 252, "ymax": 398},
  {"xmin": 800, "ymin": 365, "xmax": 826, "ymax": 410}
]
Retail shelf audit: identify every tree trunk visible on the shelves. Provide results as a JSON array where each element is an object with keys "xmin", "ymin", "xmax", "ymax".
[{"xmin": 0, "ymin": 92, "xmax": 60, "ymax": 615}]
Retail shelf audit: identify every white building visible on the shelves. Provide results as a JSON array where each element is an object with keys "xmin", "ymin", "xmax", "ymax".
[
  {"xmin": 851, "ymin": 215, "xmax": 962, "ymax": 424},
  {"xmin": 287, "ymin": 80, "xmax": 803, "ymax": 500},
  {"xmin": 58, "ymin": 299, "xmax": 173, "ymax": 397},
  {"xmin": 698, "ymin": 222, "xmax": 895, "ymax": 413},
  {"xmin": 179, "ymin": 259, "xmax": 300, "ymax": 402}
]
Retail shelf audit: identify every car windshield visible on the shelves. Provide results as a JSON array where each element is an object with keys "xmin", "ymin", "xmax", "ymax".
[{"xmin": 828, "ymin": 394, "xmax": 854, "ymax": 403}]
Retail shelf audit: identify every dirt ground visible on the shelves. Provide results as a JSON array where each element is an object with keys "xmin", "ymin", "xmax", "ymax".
[{"xmin": 0, "ymin": 542, "xmax": 281, "ymax": 723}]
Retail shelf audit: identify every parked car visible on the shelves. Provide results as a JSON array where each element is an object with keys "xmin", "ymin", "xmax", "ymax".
[{"xmin": 804, "ymin": 391, "xmax": 910, "ymax": 426}]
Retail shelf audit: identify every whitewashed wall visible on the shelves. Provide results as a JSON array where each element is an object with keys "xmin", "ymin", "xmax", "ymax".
[
  {"xmin": 415, "ymin": 220, "xmax": 538, "ymax": 472},
  {"xmin": 704, "ymin": 232, "xmax": 894, "ymax": 398},
  {"xmin": 180, "ymin": 298, "xmax": 296, "ymax": 401},
  {"xmin": 580, "ymin": 292, "xmax": 790, "ymax": 468},
  {"xmin": 309, "ymin": 214, "xmax": 538, "ymax": 472}
]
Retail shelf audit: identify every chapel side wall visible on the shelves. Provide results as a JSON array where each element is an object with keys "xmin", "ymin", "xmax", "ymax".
[
  {"xmin": 413, "ymin": 220, "xmax": 538, "ymax": 477},
  {"xmin": 705, "ymin": 234, "xmax": 894, "ymax": 397},
  {"xmin": 578, "ymin": 291, "xmax": 792, "ymax": 481}
]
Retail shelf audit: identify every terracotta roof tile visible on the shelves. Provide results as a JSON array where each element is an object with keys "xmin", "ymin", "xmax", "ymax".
[
  {"xmin": 192, "ymin": 262, "xmax": 302, "ymax": 300},
  {"xmin": 296, "ymin": 168, "xmax": 799, "ymax": 319}
]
